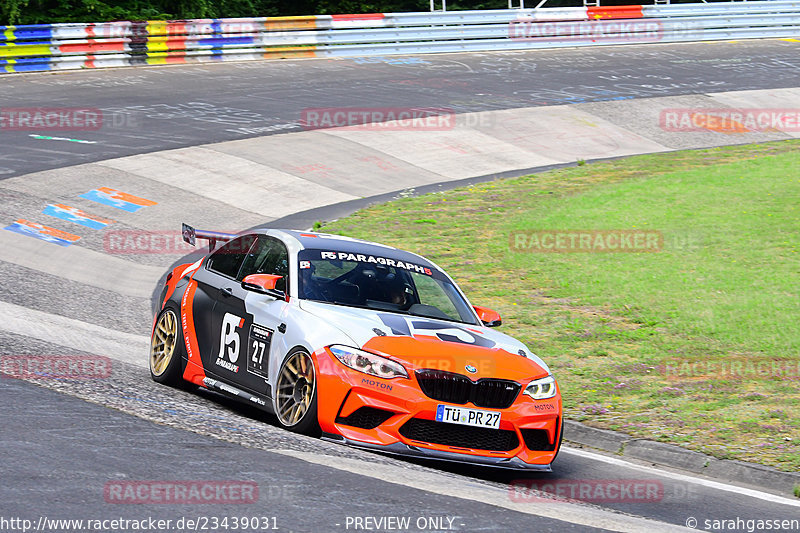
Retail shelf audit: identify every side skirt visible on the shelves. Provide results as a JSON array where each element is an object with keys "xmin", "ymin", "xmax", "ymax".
[{"xmin": 202, "ymin": 377, "xmax": 274, "ymax": 414}]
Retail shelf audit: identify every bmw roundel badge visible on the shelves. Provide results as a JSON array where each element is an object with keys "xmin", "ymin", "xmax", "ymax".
[{"xmin": 465, "ymin": 364, "xmax": 477, "ymax": 374}]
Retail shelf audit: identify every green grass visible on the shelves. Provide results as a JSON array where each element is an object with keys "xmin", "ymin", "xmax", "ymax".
[{"xmin": 320, "ymin": 140, "xmax": 800, "ymax": 471}]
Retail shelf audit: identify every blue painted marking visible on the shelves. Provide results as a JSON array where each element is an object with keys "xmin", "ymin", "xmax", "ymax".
[
  {"xmin": 0, "ymin": 24, "xmax": 53, "ymax": 41},
  {"xmin": 4, "ymin": 222, "xmax": 75, "ymax": 246},
  {"xmin": 3, "ymin": 63, "xmax": 52, "ymax": 73},
  {"xmin": 14, "ymin": 28, "xmax": 54, "ymax": 40},
  {"xmin": 79, "ymin": 189, "xmax": 144, "ymax": 212},
  {"xmin": 42, "ymin": 204, "xmax": 109, "ymax": 229},
  {"xmin": 196, "ymin": 37, "xmax": 253, "ymax": 47},
  {"xmin": 0, "ymin": 56, "xmax": 51, "ymax": 64}
]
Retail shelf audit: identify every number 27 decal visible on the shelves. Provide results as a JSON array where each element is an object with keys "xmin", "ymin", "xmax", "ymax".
[{"xmin": 252, "ymin": 340, "xmax": 266, "ymax": 365}]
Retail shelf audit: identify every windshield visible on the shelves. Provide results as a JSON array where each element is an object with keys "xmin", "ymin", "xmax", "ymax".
[{"xmin": 298, "ymin": 249, "xmax": 478, "ymax": 325}]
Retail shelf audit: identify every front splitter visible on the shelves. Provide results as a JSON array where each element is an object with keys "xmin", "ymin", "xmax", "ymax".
[{"xmin": 322, "ymin": 433, "xmax": 552, "ymax": 472}]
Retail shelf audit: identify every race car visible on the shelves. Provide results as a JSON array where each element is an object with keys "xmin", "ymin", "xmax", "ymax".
[{"xmin": 149, "ymin": 224, "xmax": 563, "ymax": 471}]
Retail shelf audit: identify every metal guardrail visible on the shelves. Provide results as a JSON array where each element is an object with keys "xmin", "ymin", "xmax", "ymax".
[{"xmin": 1, "ymin": 1, "xmax": 798, "ymax": 73}]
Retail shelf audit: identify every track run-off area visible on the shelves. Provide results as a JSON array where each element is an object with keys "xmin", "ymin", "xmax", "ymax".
[{"xmin": 1, "ymin": 38, "xmax": 800, "ymax": 532}]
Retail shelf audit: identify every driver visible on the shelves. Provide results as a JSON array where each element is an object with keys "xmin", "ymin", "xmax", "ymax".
[
  {"xmin": 388, "ymin": 283, "xmax": 413, "ymax": 309},
  {"xmin": 300, "ymin": 262, "xmax": 325, "ymax": 301}
]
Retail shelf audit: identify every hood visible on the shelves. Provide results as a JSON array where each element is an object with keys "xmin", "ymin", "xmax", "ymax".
[{"xmin": 299, "ymin": 300, "xmax": 550, "ymax": 382}]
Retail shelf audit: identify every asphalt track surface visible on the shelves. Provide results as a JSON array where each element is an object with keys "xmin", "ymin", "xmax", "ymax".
[
  {"xmin": 2, "ymin": 39, "xmax": 800, "ymax": 179},
  {"xmin": 2, "ymin": 40, "xmax": 800, "ymax": 532}
]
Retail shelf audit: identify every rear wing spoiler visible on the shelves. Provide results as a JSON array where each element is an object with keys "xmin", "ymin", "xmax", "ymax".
[{"xmin": 182, "ymin": 223, "xmax": 236, "ymax": 251}]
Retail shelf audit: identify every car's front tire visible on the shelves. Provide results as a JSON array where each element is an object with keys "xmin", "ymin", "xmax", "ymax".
[
  {"xmin": 275, "ymin": 348, "xmax": 320, "ymax": 436},
  {"xmin": 149, "ymin": 306, "xmax": 185, "ymax": 386}
]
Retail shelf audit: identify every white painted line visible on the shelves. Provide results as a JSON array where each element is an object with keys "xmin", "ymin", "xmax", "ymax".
[
  {"xmin": 0, "ymin": 300, "xmax": 149, "ymax": 368},
  {"xmin": 562, "ymin": 446, "xmax": 800, "ymax": 508},
  {"xmin": 273, "ymin": 449, "xmax": 693, "ymax": 533}
]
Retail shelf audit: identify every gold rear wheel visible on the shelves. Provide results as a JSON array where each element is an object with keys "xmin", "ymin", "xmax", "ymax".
[{"xmin": 149, "ymin": 307, "xmax": 183, "ymax": 385}]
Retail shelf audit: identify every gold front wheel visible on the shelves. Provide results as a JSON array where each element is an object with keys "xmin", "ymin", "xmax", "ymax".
[{"xmin": 275, "ymin": 350, "xmax": 318, "ymax": 434}]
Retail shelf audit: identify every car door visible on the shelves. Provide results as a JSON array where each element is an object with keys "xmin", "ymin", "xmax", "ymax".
[
  {"xmin": 212, "ymin": 234, "xmax": 290, "ymax": 398},
  {"xmin": 193, "ymin": 234, "xmax": 256, "ymax": 380}
]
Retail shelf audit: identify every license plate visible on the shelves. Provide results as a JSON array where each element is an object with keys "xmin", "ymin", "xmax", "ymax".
[{"xmin": 435, "ymin": 404, "xmax": 501, "ymax": 429}]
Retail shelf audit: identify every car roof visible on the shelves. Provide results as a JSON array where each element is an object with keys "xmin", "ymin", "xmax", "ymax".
[{"xmin": 276, "ymin": 229, "xmax": 438, "ymax": 269}]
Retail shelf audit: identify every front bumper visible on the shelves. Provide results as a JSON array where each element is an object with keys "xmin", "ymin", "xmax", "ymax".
[
  {"xmin": 321, "ymin": 433, "xmax": 553, "ymax": 471},
  {"xmin": 313, "ymin": 347, "xmax": 563, "ymax": 470}
]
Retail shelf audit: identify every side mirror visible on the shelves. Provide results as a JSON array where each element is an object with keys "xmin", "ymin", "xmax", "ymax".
[
  {"xmin": 474, "ymin": 305, "xmax": 502, "ymax": 327},
  {"xmin": 242, "ymin": 274, "xmax": 286, "ymax": 300}
]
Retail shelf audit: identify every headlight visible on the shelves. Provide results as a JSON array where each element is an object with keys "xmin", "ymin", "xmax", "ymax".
[
  {"xmin": 329, "ymin": 345, "xmax": 408, "ymax": 379},
  {"xmin": 523, "ymin": 375, "xmax": 557, "ymax": 400}
]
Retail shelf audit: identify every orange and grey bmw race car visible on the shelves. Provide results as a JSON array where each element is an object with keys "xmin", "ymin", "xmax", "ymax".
[{"xmin": 150, "ymin": 225, "xmax": 563, "ymax": 470}]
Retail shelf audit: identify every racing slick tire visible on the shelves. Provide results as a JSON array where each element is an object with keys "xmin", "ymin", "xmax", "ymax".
[
  {"xmin": 149, "ymin": 306, "xmax": 185, "ymax": 387},
  {"xmin": 275, "ymin": 347, "xmax": 321, "ymax": 437}
]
